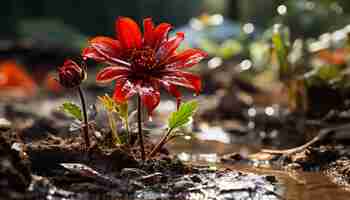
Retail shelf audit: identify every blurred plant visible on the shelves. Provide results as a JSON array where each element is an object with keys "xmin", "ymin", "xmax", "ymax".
[
  {"xmin": 18, "ymin": 19, "xmax": 87, "ymax": 50},
  {"xmin": 82, "ymin": 17, "xmax": 207, "ymax": 160},
  {"xmin": 262, "ymin": 24, "xmax": 350, "ymax": 155},
  {"xmin": 0, "ymin": 60, "xmax": 38, "ymax": 98},
  {"xmin": 198, "ymin": 38, "xmax": 242, "ymax": 59},
  {"xmin": 249, "ymin": 41, "xmax": 271, "ymax": 69},
  {"xmin": 57, "ymin": 59, "xmax": 90, "ymax": 149},
  {"xmin": 272, "ymin": 24, "xmax": 308, "ymax": 113},
  {"xmin": 276, "ymin": 0, "xmax": 350, "ymax": 38}
]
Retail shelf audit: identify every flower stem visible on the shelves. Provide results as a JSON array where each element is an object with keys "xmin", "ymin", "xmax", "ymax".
[
  {"xmin": 78, "ymin": 86, "xmax": 90, "ymax": 149},
  {"xmin": 137, "ymin": 94, "xmax": 146, "ymax": 161},
  {"xmin": 148, "ymin": 128, "xmax": 173, "ymax": 158}
]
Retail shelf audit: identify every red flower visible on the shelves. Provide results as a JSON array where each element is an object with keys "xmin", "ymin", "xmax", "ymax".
[
  {"xmin": 58, "ymin": 60, "xmax": 87, "ymax": 88},
  {"xmin": 82, "ymin": 17, "xmax": 207, "ymax": 113}
]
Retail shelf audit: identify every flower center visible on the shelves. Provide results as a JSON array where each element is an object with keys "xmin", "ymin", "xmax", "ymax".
[{"xmin": 128, "ymin": 47, "xmax": 157, "ymax": 70}]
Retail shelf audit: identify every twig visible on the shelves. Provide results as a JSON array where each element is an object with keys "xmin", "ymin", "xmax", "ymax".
[{"xmin": 262, "ymin": 124, "xmax": 350, "ymax": 155}]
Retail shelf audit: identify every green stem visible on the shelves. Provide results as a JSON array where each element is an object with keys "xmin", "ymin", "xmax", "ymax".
[
  {"xmin": 78, "ymin": 86, "xmax": 90, "ymax": 149},
  {"xmin": 137, "ymin": 94, "xmax": 146, "ymax": 161},
  {"xmin": 108, "ymin": 111, "xmax": 121, "ymax": 146},
  {"xmin": 148, "ymin": 128, "xmax": 173, "ymax": 158}
]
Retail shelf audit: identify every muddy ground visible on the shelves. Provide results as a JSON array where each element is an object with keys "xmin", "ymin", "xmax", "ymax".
[{"xmin": 2, "ymin": 92, "xmax": 350, "ymax": 200}]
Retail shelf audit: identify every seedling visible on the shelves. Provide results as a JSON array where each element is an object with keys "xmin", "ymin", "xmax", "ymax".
[
  {"xmin": 98, "ymin": 94, "xmax": 129, "ymax": 146},
  {"xmin": 148, "ymin": 100, "xmax": 198, "ymax": 158}
]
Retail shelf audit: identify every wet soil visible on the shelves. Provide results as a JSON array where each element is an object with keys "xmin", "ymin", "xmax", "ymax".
[
  {"xmin": 0, "ymin": 101, "xmax": 283, "ymax": 200},
  {"xmin": 0, "ymin": 132, "xmax": 282, "ymax": 200},
  {"xmin": 2, "ymin": 84, "xmax": 350, "ymax": 200}
]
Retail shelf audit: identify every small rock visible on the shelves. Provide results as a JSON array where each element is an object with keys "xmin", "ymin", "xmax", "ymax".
[
  {"xmin": 173, "ymin": 180, "xmax": 195, "ymax": 191},
  {"xmin": 285, "ymin": 163, "xmax": 302, "ymax": 170},
  {"xmin": 265, "ymin": 175, "xmax": 277, "ymax": 183},
  {"xmin": 0, "ymin": 118, "xmax": 11, "ymax": 130},
  {"xmin": 190, "ymin": 174, "xmax": 202, "ymax": 183},
  {"xmin": 121, "ymin": 168, "xmax": 147, "ymax": 179},
  {"xmin": 137, "ymin": 172, "xmax": 163, "ymax": 185},
  {"xmin": 221, "ymin": 152, "xmax": 244, "ymax": 163}
]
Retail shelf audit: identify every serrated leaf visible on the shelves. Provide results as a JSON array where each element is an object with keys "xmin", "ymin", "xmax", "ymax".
[
  {"xmin": 168, "ymin": 100, "xmax": 198, "ymax": 130},
  {"xmin": 60, "ymin": 102, "xmax": 82, "ymax": 121}
]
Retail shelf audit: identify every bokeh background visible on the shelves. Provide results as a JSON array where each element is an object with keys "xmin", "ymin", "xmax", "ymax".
[
  {"xmin": 1, "ymin": 0, "xmax": 350, "ymax": 101},
  {"xmin": 2, "ymin": 0, "xmax": 350, "ymax": 38}
]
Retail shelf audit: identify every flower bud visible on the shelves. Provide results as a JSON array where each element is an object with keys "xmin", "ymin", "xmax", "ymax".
[{"xmin": 58, "ymin": 60, "xmax": 86, "ymax": 88}]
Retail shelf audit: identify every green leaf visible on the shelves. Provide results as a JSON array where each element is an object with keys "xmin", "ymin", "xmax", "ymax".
[
  {"xmin": 59, "ymin": 102, "xmax": 82, "ymax": 121},
  {"xmin": 168, "ymin": 100, "xmax": 198, "ymax": 130}
]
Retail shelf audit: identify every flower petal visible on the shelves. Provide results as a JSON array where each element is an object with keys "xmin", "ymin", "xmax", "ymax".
[
  {"xmin": 116, "ymin": 17, "xmax": 142, "ymax": 49},
  {"xmin": 156, "ymin": 32, "xmax": 184, "ymax": 62},
  {"xmin": 83, "ymin": 36, "xmax": 123, "ymax": 61},
  {"xmin": 137, "ymin": 83, "xmax": 160, "ymax": 114},
  {"xmin": 164, "ymin": 49, "xmax": 208, "ymax": 69},
  {"xmin": 143, "ymin": 18, "xmax": 154, "ymax": 47},
  {"xmin": 161, "ymin": 70, "xmax": 201, "ymax": 94},
  {"xmin": 113, "ymin": 79, "xmax": 137, "ymax": 103},
  {"xmin": 82, "ymin": 47, "xmax": 106, "ymax": 62},
  {"xmin": 96, "ymin": 66, "xmax": 130, "ymax": 84},
  {"xmin": 152, "ymin": 23, "xmax": 172, "ymax": 49}
]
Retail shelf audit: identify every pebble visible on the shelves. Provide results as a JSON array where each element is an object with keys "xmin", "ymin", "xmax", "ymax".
[
  {"xmin": 121, "ymin": 168, "xmax": 147, "ymax": 179},
  {"xmin": 0, "ymin": 118, "xmax": 11, "ymax": 130},
  {"xmin": 173, "ymin": 180, "xmax": 195, "ymax": 190}
]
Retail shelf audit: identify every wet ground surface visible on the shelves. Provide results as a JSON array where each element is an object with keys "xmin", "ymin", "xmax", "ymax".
[
  {"xmin": 2, "ymin": 96, "xmax": 350, "ymax": 200},
  {"xmin": 0, "ymin": 133, "xmax": 282, "ymax": 200},
  {"xmin": 171, "ymin": 142, "xmax": 350, "ymax": 200}
]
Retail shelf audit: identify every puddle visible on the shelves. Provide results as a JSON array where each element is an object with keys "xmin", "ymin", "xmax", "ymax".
[{"xmin": 168, "ymin": 138, "xmax": 350, "ymax": 200}]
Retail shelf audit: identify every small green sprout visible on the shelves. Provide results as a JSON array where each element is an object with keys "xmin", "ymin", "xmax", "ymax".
[
  {"xmin": 148, "ymin": 100, "xmax": 198, "ymax": 158},
  {"xmin": 98, "ymin": 94, "xmax": 129, "ymax": 146}
]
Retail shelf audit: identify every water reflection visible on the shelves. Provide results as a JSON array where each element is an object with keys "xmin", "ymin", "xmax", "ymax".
[
  {"xmin": 197, "ymin": 123, "xmax": 231, "ymax": 144},
  {"xmin": 177, "ymin": 152, "xmax": 219, "ymax": 163}
]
